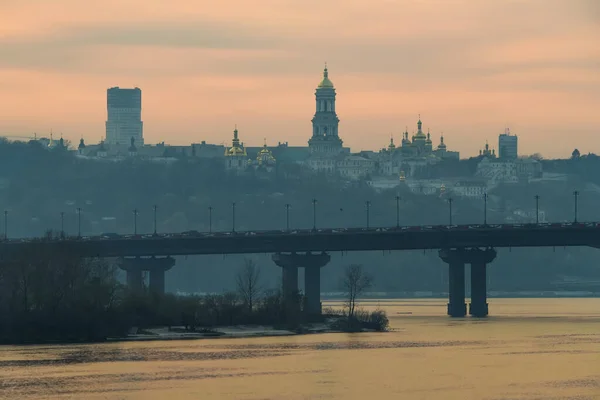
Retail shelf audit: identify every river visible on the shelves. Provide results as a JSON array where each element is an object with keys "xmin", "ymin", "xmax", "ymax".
[{"xmin": 1, "ymin": 298, "xmax": 599, "ymax": 399}]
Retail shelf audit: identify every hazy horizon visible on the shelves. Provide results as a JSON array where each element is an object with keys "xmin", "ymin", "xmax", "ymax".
[{"xmin": 0, "ymin": 0, "xmax": 598, "ymax": 158}]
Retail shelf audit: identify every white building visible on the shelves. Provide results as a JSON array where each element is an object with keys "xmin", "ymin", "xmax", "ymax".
[
  {"xmin": 105, "ymin": 87, "xmax": 143, "ymax": 146},
  {"xmin": 476, "ymin": 158, "xmax": 518, "ymax": 184},
  {"xmin": 406, "ymin": 179, "xmax": 445, "ymax": 195},
  {"xmin": 515, "ymin": 157, "xmax": 543, "ymax": 181},
  {"xmin": 337, "ymin": 155, "xmax": 376, "ymax": 180},
  {"xmin": 451, "ymin": 180, "xmax": 487, "ymax": 198}
]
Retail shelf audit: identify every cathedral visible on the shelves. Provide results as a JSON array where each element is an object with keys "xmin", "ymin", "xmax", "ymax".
[
  {"xmin": 223, "ymin": 127, "xmax": 277, "ymax": 173},
  {"xmin": 379, "ymin": 117, "xmax": 459, "ymax": 178},
  {"xmin": 221, "ymin": 65, "xmax": 458, "ymax": 181}
]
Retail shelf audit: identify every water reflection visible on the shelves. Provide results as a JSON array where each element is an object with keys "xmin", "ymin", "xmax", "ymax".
[{"xmin": 1, "ymin": 298, "xmax": 599, "ymax": 400}]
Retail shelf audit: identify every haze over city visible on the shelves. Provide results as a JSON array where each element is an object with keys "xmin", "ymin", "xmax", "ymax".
[{"xmin": 0, "ymin": 0, "xmax": 598, "ymax": 158}]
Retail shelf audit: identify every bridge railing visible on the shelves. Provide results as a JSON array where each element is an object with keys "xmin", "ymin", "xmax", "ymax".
[{"xmin": 2, "ymin": 221, "xmax": 599, "ymax": 244}]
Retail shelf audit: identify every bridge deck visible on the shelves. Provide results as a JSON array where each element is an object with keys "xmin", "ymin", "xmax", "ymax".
[{"xmin": 1, "ymin": 223, "xmax": 599, "ymax": 258}]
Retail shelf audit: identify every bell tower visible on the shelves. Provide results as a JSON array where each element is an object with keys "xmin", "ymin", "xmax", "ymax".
[{"xmin": 308, "ymin": 64, "xmax": 343, "ymax": 155}]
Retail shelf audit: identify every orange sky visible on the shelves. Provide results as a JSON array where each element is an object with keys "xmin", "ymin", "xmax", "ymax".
[{"xmin": 0, "ymin": 0, "xmax": 598, "ymax": 158}]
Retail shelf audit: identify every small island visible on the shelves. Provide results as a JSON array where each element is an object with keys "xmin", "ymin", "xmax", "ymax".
[{"xmin": 0, "ymin": 234, "xmax": 388, "ymax": 345}]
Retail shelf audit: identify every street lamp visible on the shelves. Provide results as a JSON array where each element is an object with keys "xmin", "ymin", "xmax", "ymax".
[
  {"xmin": 153, "ymin": 205, "xmax": 158, "ymax": 235},
  {"xmin": 447, "ymin": 198, "xmax": 453, "ymax": 226},
  {"xmin": 395, "ymin": 195, "xmax": 400, "ymax": 228},
  {"xmin": 365, "ymin": 201, "xmax": 371, "ymax": 229},
  {"xmin": 232, "ymin": 202, "xmax": 236, "ymax": 232},
  {"xmin": 312, "ymin": 199, "xmax": 317, "ymax": 231},
  {"xmin": 60, "ymin": 211, "xmax": 65, "ymax": 238},
  {"xmin": 285, "ymin": 203, "xmax": 291, "ymax": 231},
  {"xmin": 133, "ymin": 209, "xmax": 139, "ymax": 235},
  {"xmin": 76, "ymin": 207, "xmax": 82, "ymax": 238},
  {"xmin": 573, "ymin": 190, "xmax": 579, "ymax": 223},
  {"xmin": 208, "ymin": 206, "xmax": 213, "ymax": 233},
  {"xmin": 483, "ymin": 193, "xmax": 488, "ymax": 225},
  {"xmin": 534, "ymin": 195, "xmax": 540, "ymax": 224},
  {"xmin": 3, "ymin": 210, "xmax": 7, "ymax": 240}
]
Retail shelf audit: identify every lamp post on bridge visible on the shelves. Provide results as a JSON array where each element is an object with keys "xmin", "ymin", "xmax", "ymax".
[
  {"xmin": 534, "ymin": 195, "xmax": 540, "ymax": 224},
  {"xmin": 3, "ymin": 210, "xmax": 7, "ymax": 240},
  {"xmin": 153, "ymin": 205, "xmax": 158, "ymax": 235},
  {"xmin": 312, "ymin": 199, "xmax": 317, "ymax": 231},
  {"xmin": 285, "ymin": 203, "xmax": 291, "ymax": 231},
  {"xmin": 76, "ymin": 208, "xmax": 82, "ymax": 238},
  {"xmin": 395, "ymin": 195, "xmax": 400, "ymax": 228},
  {"xmin": 208, "ymin": 206, "xmax": 213, "ymax": 233},
  {"xmin": 132, "ymin": 209, "xmax": 139, "ymax": 235},
  {"xmin": 573, "ymin": 190, "xmax": 579, "ymax": 223},
  {"xmin": 60, "ymin": 211, "xmax": 65, "ymax": 238},
  {"xmin": 365, "ymin": 201, "xmax": 371, "ymax": 229},
  {"xmin": 483, "ymin": 193, "xmax": 488, "ymax": 225},
  {"xmin": 447, "ymin": 198, "xmax": 453, "ymax": 226},
  {"xmin": 232, "ymin": 202, "xmax": 236, "ymax": 233}
]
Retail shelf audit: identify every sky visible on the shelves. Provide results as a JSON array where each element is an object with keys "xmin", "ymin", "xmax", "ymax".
[{"xmin": 0, "ymin": 0, "xmax": 598, "ymax": 158}]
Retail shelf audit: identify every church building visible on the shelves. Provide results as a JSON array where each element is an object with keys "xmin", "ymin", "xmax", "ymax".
[{"xmin": 308, "ymin": 64, "xmax": 345, "ymax": 156}]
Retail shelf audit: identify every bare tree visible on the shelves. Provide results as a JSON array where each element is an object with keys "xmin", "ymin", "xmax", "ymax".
[
  {"xmin": 341, "ymin": 264, "xmax": 372, "ymax": 318},
  {"xmin": 236, "ymin": 258, "xmax": 261, "ymax": 312}
]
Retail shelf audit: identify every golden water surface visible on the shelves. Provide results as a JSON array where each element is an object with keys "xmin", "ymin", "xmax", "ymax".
[{"xmin": 1, "ymin": 298, "xmax": 599, "ymax": 400}]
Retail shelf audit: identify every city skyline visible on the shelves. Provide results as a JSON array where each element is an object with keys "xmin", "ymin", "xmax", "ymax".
[{"xmin": 0, "ymin": 0, "xmax": 598, "ymax": 158}]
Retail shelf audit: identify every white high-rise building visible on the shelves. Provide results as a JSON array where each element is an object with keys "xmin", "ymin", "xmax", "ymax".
[{"xmin": 105, "ymin": 87, "xmax": 143, "ymax": 146}]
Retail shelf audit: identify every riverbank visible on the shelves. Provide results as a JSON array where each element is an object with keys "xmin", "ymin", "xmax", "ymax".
[
  {"xmin": 112, "ymin": 318, "xmax": 349, "ymax": 342},
  {"xmin": 319, "ymin": 290, "xmax": 600, "ymax": 299}
]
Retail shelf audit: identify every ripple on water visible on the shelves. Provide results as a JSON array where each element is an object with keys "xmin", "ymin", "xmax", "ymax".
[{"xmin": 1, "ymin": 368, "xmax": 329, "ymax": 396}]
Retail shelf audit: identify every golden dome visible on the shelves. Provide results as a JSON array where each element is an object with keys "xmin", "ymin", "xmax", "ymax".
[
  {"xmin": 414, "ymin": 131, "xmax": 426, "ymax": 141},
  {"xmin": 414, "ymin": 116, "xmax": 426, "ymax": 140},
  {"xmin": 256, "ymin": 138, "xmax": 276, "ymax": 165},
  {"xmin": 226, "ymin": 146, "xmax": 246, "ymax": 156},
  {"xmin": 317, "ymin": 65, "xmax": 335, "ymax": 89},
  {"xmin": 387, "ymin": 136, "xmax": 396, "ymax": 151},
  {"xmin": 425, "ymin": 131, "xmax": 432, "ymax": 144},
  {"xmin": 225, "ymin": 127, "xmax": 247, "ymax": 157},
  {"xmin": 438, "ymin": 135, "xmax": 447, "ymax": 149}
]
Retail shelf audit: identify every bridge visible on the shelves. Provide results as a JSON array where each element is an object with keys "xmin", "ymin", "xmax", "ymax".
[{"xmin": 2, "ymin": 222, "xmax": 599, "ymax": 318}]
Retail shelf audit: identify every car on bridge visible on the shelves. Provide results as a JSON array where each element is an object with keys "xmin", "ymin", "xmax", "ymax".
[{"xmin": 100, "ymin": 232, "xmax": 119, "ymax": 239}]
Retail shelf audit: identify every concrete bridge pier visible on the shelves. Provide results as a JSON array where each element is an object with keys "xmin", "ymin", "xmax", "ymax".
[
  {"xmin": 467, "ymin": 248, "xmax": 496, "ymax": 317},
  {"xmin": 121, "ymin": 261, "xmax": 144, "ymax": 292},
  {"xmin": 439, "ymin": 249, "xmax": 467, "ymax": 317},
  {"xmin": 439, "ymin": 248, "xmax": 497, "ymax": 318},
  {"xmin": 272, "ymin": 252, "xmax": 331, "ymax": 316},
  {"xmin": 118, "ymin": 256, "xmax": 175, "ymax": 294}
]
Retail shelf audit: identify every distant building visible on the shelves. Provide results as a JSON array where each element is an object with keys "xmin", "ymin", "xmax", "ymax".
[
  {"xmin": 479, "ymin": 141, "xmax": 496, "ymax": 158},
  {"xmin": 224, "ymin": 127, "xmax": 248, "ymax": 172},
  {"xmin": 476, "ymin": 158, "xmax": 517, "ymax": 184},
  {"xmin": 249, "ymin": 139, "xmax": 277, "ymax": 172},
  {"xmin": 406, "ymin": 179, "xmax": 445, "ymax": 195},
  {"xmin": 451, "ymin": 180, "xmax": 487, "ymax": 198},
  {"xmin": 106, "ymin": 87, "xmax": 143, "ymax": 146},
  {"xmin": 498, "ymin": 129, "xmax": 517, "ymax": 159},
  {"xmin": 377, "ymin": 120, "xmax": 459, "ymax": 179},
  {"xmin": 308, "ymin": 65, "xmax": 345, "ymax": 156},
  {"xmin": 336, "ymin": 155, "xmax": 376, "ymax": 180},
  {"xmin": 515, "ymin": 157, "xmax": 542, "ymax": 181},
  {"xmin": 192, "ymin": 141, "xmax": 226, "ymax": 158}
]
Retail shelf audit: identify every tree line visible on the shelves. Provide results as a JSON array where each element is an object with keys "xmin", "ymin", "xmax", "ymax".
[{"xmin": 0, "ymin": 236, "xmax": 387, "ymax": 344}]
